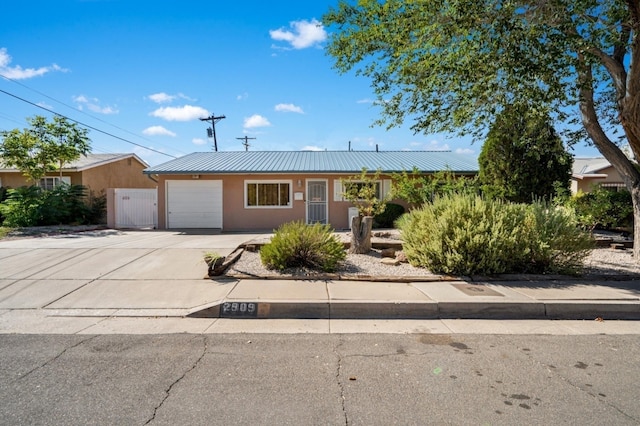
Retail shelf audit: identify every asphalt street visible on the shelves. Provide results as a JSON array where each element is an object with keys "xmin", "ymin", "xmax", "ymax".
[{"xmin": 1, "ymin": 333, "xmax": 638, "ymax": 425}]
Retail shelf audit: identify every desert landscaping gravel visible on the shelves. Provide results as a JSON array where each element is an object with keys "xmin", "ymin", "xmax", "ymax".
[{"xmin": 228, "ymin": 230, "xmax": 640, "ymax": 279}]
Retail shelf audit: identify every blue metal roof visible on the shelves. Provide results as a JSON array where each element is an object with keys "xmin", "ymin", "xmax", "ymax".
[{"xmin": 144, "ymin": 151, "xmax": 478, "ymax": 174}]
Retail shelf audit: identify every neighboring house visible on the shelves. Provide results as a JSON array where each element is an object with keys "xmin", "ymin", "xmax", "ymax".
[
  {"xmin": 0, "ymin": 153, "xmax": 156, "ymax": 194},
  {"xmin": 571, "ymin": 157, "xmax": 627, "ymax": 194},
  {"xmin": 144, "ymin": 150, "xmax": 478, "ymax": 231}
]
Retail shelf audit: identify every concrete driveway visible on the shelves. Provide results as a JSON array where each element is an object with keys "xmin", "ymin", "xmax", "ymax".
[{"xmin": 0, "ymin": 229, "xmax": 266, "ymax": 314}]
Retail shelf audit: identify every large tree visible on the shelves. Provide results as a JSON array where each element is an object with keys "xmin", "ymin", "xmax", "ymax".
[
  {"xmin": 0, "ymin": 115, "xmax": 90, "ymax": 183},
  {"xmin": 324, "ymin": 0, "xmax": 640, "ymax": 258},
  {"xmin": 478, "ymin": 104, "xmax": 573, "ymax": 203}
]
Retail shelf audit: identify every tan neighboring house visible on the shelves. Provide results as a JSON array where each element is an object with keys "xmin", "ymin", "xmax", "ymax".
[
  {"xmin": 144, "ymin": 150, "xmax": 479, "ymax": 231},
  {"xmin": 0, "ymin": 153, "xmax": 156, "ymax": 194},
  {"xmin": 571, "ymin": 157, "xmax": 627, "ymax": 194}
]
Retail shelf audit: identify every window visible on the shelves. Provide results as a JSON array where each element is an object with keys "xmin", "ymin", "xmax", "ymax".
[
  {"xmin": 245, "ymin": 180, "xmax": 291, "ymax": 208},
  {"xmin": 344, "ymin": 181, "xmax": 382, "ymax": 200},
  {"xmin": 600, "ymin": 183, "xmax": 626, "ymax": 192},
  {"xmin": 334, "ymin": 179, "xmax": 391, "ymax": 201},
  {"xmin": 39, "ymin": 176, "xmax": 70, "ymax": 190}
]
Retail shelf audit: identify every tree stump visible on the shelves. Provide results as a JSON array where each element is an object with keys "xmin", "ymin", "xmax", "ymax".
[{"xmin": 349, "ymin": 215, "xmax": 373, "ymax": 254}]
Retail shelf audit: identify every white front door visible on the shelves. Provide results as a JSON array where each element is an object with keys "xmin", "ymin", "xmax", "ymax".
[{"xmin": 306, "ymin": 180, "xmax": 327, "ymax": 224}]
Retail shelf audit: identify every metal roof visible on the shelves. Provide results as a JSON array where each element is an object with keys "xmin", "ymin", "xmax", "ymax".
[
  {"xmin": 572, "ymin": 157, "xmax": 612, "ymax": 176},
  {"xmin": 0, "ymin": 153, "xmax": 148, "ymax": 172},
  {"xmin": 144, "ymin": 151, "xmax": 479, "ymax": 175}
]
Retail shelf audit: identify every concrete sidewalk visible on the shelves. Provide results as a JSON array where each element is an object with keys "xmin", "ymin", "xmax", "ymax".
[{"xmin": 0, "ymin": 229, "xmax": 639, "ymax": 335}]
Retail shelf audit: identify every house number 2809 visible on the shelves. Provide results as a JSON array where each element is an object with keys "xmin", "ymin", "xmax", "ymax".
[{"xmin": 221, "ymin": 302, "xmax": 258, "ymax": 317}]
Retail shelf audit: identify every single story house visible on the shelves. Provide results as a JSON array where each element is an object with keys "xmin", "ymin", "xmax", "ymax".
[
  {"xmin": 571, "ymin": 157, "xmax": 626, "ymax": 194},
  {"xmin": 143, "ymin": 150, "xmax": 478, "ymax": 231},
  {"xmin": 0, "ymin": 153, "xmax": 156, "ymax": 194}
]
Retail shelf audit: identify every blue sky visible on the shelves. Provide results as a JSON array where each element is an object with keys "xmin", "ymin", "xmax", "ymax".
[{"xmin": 1, "ymin": 0, "xmax": 601, "ymax": 166}]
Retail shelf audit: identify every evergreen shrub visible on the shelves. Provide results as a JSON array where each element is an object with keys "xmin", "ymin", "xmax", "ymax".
[
  {"xmin": 398, "ymin": 193, "xmax": 593, "ymax": 276},
  {"xmin": 0, "ymin": 184, "xmax": 102, "ymax": 227},
  {"xmin": 374, "ymin": 202, "xmax": 405, "ymax": 228},
  {"xmin": 260, "ymin": 221, "xmax": 346, "ymax": 272}
]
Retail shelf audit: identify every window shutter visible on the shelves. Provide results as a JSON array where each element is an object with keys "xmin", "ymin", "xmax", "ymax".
[
  {"xmin": 334, "ymin": 180, "xmax": 343, "ymax": 201},
  {"xmin": 382, "ymin": 179, "xmax": 391, "ymax": 198}
]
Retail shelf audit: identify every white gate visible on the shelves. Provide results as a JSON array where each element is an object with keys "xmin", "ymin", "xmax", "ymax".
[{"xmin": 114, "ymin": 188, "xmax": 157, "ymax": 229}]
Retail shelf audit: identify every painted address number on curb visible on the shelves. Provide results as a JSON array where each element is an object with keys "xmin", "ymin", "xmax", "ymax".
[{"xmin": 221, "ymin": 302, "xmax": 258, "ymax": 317}]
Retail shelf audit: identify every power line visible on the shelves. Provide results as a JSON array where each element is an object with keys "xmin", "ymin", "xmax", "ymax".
[
  {"xmin": 0, "ymin": 88, "xmax": 177, "ymax": 159},
  {"xmin": 0, "ymin": 74, "xmax": 187, "ymax": 157}
]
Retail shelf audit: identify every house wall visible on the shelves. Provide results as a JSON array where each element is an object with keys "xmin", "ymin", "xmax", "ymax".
[
  {"xmin": 155, "ymin": 173, "xmax": 399, "ymax": 231},
  {"xmin": 1, "ymin": 157, "xmax": 155, "ymax": 193},
  {"xmin": 81, "ymin": 157, "xmax": 156, "ymax": 194},
  {"xmin": 572, "ymin": 165, "xmax": 626, "ymax": 193}
]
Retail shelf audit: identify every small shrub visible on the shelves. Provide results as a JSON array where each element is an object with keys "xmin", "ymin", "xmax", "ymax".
[
  {"xmin": 0, "ymin": 186, "xmax": 44, "ymax": 227},
  {"xmin": 567, "ymin": 188, "xmax": 632, "ymax": 231},
  {"xmin": 398, "ymin": 193, "xmax": 593, "ymax": 276},
  {"xmin": 0, "ymin": 184, "xmax": 99, "ymax": 227},
  {"xmin": 374, "ymin": 203, "xmax": 405, "ymax": 228},
  {"xmin": 204, "ymin": 251, "xmax": 223, "ymax": 267},
  {"xmin": 260, "ymin": 221, "xmax": 346, "ymax": 272}
]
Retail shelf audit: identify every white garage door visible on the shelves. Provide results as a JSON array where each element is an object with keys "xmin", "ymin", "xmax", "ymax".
[{"xmin": 166, "ymin": 180, "xmax": 222, "ymax": 228}]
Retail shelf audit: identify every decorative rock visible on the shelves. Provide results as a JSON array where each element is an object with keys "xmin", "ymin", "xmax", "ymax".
[
  {"xmin": 395, "ymin": 252, "xmax": 408, "ymax": 263},
  {"xmin": 381, "ymin": 248, "xmax": 396, "ymax": 258},
  {"xmin": 373, "ymin": 231, "xmax": 392, "ymax": 238},
  {"xmin": 380, "ymin": 257, "xmax": 400, "ymax": 266}
]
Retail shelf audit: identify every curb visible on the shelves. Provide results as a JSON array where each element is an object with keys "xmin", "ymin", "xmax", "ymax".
[{"xmin": 187, "ymin": 299, "xmax": 640, "ymax": 320}]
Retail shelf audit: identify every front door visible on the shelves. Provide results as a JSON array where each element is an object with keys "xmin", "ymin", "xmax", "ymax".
[{"xmin": 306, "ymin": 180, "xmax": 327, "ymax": 224}]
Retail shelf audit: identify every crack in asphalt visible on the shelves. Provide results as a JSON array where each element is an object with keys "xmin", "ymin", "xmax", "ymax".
[
  {"xmin": 17, "ymin": 335, "xmax": 97, "ymax": 381},
  {"xmin": 333, "ymin": 339, "xmax": 349, "ymax": 426},
  {"xmin": 145, "ymin": 336, "xmax": 208, "ymax": 425}
]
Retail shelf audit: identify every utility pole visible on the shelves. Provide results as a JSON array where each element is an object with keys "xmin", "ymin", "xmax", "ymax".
[
  {"xmin": 236, "ymin": 136, "xmax": 256, "ymax": 151},
  {"xmin": 199, "ymin": 113, "xmax": 226, "ymax": 151}
]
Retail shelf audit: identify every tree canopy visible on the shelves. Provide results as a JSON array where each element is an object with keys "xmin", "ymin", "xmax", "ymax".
[
  {"xmin": 324, "ymin": 0, "xmax": 640, "ymax": 257},
  {"xmin": 0, "ymin": 115, "xmax": 91, "ymax": 182},
  {"xmin": 478, "ymin": 104, "xmax": 573, "ymax": 203}
]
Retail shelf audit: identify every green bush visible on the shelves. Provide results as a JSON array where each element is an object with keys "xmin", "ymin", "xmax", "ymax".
[
  {"xmin": 398, "ymin": 193, "xmax": 593, "ymax": 276},
  {"xmin": 0, "ymin": 184, "xmax": 102, "ymax": 227},
  {"xmin": 567, "ymin": 188, "xmax": 632, "ymax": 231},
  {"xmin": 260, "ymin": 221, "xmax": 346, "ymax": 272},
  {"xmin": 0, "ymin": 186, "xmax": 44, "ymax": 227},
  {"xmin": 374, "ymin": 203, "xmax": 405, "ymax": 228}
]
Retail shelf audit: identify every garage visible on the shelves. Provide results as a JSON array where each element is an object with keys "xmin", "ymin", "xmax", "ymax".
[{"xmin": 166, "ymin": 180, "xmax": 222, "ymax": 228}]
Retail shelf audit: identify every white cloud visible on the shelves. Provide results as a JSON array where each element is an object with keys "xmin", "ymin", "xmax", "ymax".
[
  {"xmin": 73, "ymin": 94, "xmax": 119, "ymax": 115},
  {"xmin": 142, "ymin": 126, "xmax": 176, "ymax": 137},
  {"xmin": 148, "ymin": 92, "xmax": 195, "ymax": 103},
  {"xmin": 269, "ymin": 19, "xmax": 327, "ymax": 49},
  {"xmin": 150, "ymin": 105, "xmax": 209, "ymax": 121},
  {"xmin": 192, "ymin": 138, "xmax": 207, "ymax": 145},
  {"xmin": 356, "ymin": 98, "xmax": 374, "ymax": 104},
  {"xmin": 0, "ymin": 47, "xmax": 67, "ymax": 80},
  {"xmin": 455, "ymin": 148, "xmax": 475, "ymax": 154},
  {"xmin": 243, "ymin": 114, "xmax": 271, "ymax": 129},
  {"xmin": 148, "ymin": 92, "xmax": 175, "ymax": 103},
  {"xmin": 237, "ymin": 92, "xmax": 249, "ymax": 101},
  {"xmin": 36, "ymin": 101, "xmax": 53, "ymax": 109},
  {"xmin": 427, "ymin": 140, "xmax": 450, "ymax": 151},
  {"xmin": 301, "ymin": 145, "xmax": 324, "ymax": 151},
  {"xmin": 275, "ymin": 103, "xmax": 304, "ymax": 114}
]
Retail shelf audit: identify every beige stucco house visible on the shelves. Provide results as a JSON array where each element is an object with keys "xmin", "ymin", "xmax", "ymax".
[
  {"xmin": 0, "ymin": 153, "xmax": 156, "ymax": 194},
  {"xmin": 571, "ymin": 157, "xmax": 627, "ymax": 194},
  {"xmin": 144, "ymin": 150, "xmax": 478, "ymax": 231}
]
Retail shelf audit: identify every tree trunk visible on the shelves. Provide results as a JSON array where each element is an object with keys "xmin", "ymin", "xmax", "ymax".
[
  {"xmin": 349, "ymin": 215, "xmax": 373, "ymax": 254},
  {"xmin": 577, "ymin": 55, "xmax": 640, "ymax": 261}
]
